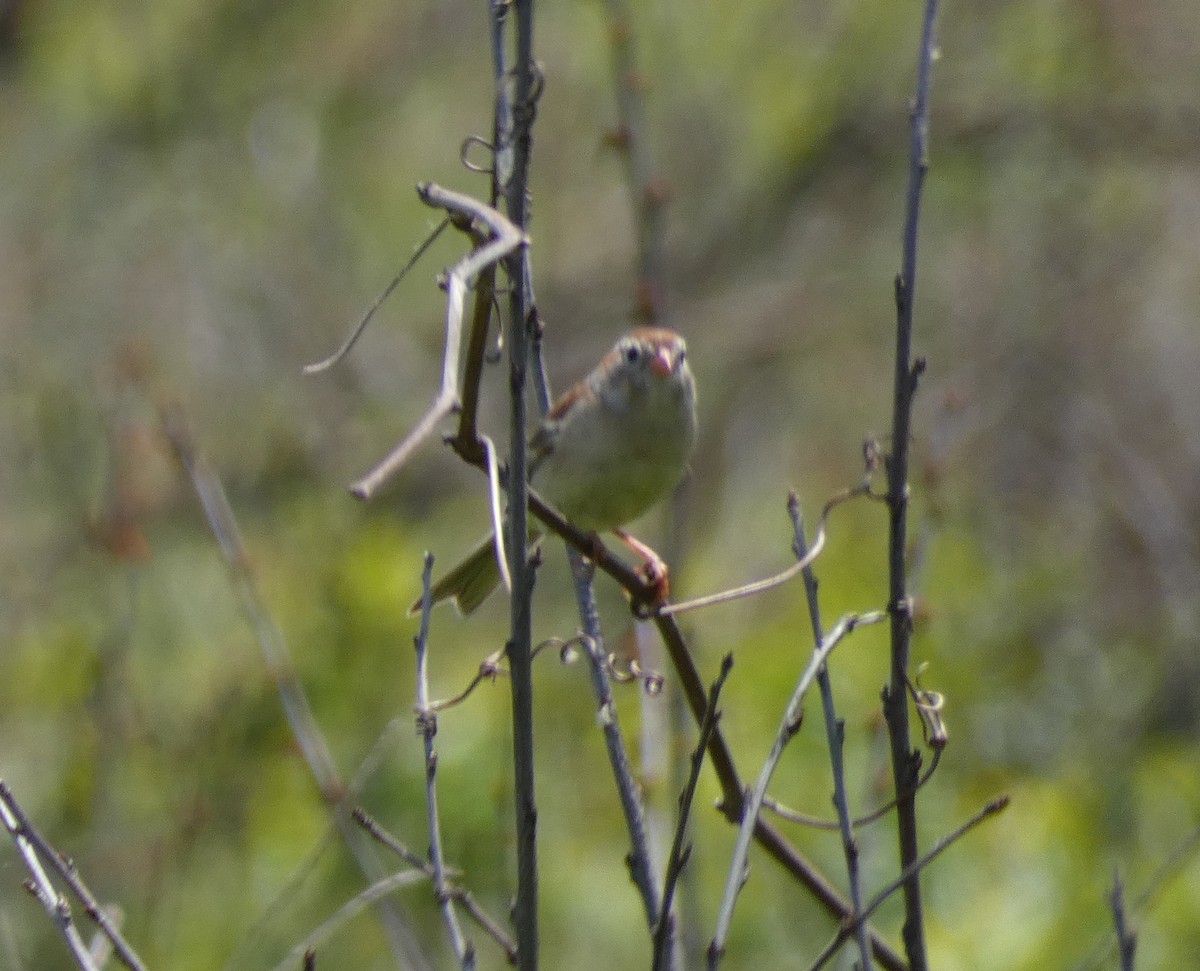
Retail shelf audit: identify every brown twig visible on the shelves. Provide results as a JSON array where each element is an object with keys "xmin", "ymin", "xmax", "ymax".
[
  {"xmin": 601, "ymin": 0, "xmax": 668, "ymax": 322},
  {"xmin": 349, "ymin": 183, "xmax": 526, "ymax": 501}
]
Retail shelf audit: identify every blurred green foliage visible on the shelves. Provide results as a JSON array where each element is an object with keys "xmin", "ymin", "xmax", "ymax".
[{"xmin": 2, "ymin": 0, "xmax": 1199, "ymax": 968}]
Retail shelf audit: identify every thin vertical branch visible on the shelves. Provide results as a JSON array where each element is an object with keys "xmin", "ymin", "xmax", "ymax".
[
  {"xmin": 648, "ymin": 608, "xmax": 908, "ymax": 971},
  {"xmin": 1074, "ymin": 823, "xmax": 1200, "ymax": 971},
  {"xmin": 499, "ymin": 1, "xmax": 540, "ymax": 968},
  {"xmin": 414, "ymin": 553, "xmax": 476, "ymax": 969},
  {"xmin": 884, "ymin": 2, "xmax": 939, "ymax": 968},
  {"xmin": 790, "ymin": 498, "xmax": 873, "ymax": 971},
  {"xmin": 1109, "ymin": 871, "xmax": 1137, "ymax": 971},
  {"xmin": 652, "ymin": 655, "xmax": 733, "ymax": 971},
  {"xmin": 570, "ymin": 556, "xmax": 665, "ymax": 937},
  {"xmin": 709, "ymin": 610, "xmax": 886, "ymax": 968}
]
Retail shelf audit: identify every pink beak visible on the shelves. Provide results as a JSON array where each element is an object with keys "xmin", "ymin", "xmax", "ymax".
[{"xmin": 650, "ymin": 346, "xmax": 675, "ymax": 377}]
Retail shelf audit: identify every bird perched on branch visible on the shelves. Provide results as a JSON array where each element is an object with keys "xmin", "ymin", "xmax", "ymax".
[{"xmin": 414, "ymin": 326, "xmax": 698, "ymax": 615}]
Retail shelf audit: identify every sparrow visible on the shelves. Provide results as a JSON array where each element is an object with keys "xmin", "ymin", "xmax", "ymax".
[{"xmin": 415, "ymin": 326, "xmax": 697, "ymax": 615}]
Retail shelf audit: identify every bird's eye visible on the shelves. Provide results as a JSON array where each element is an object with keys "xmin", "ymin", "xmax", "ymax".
[{"xmin": 624, "ymin": 343, "xmax": 641, "ymax": 364}]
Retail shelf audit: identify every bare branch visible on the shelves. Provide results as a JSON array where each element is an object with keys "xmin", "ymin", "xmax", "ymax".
[
  {"xmin": 1072, "ymin": 822, "xmax": 1200, "ymax": 971},
  {"xmin": 809, "ymin": 797, "xmax": 1008, "ymax": 971},
  {"xmin": 302, "ymin": 218, "xmax": 451, "ymax": 374},
  {"xmin": 791, "ymin": 499, "xmax": 873, "ymax": 970},
  {"xmin": 162, "ymin": 405, "xmax": 425, "ymax": 969},
  {"xmin": 646, "ymin": 618, "xmax": 906, "ymax": 971},
  {"xmin": 0, "ymin": 782, "xmax": 108, "ymax": 971},
  {"xmin": 709, "ymin": 610, "xmax": 887, "ymax": 968},
  {"xmin": 350, "ymin": 183, "xmax": 527, "ymax": 500},
  {"xmin": 601, "ymin": 0, "xmax": 668, "ymax": 322},
  {"xmin": 353, "ymin": 809, "xmax": 518, "ymax": 963},
  {"xmin": 1109, "ymin": 870, "xmax": 1137, "ymax": 971},
  {"xmin": 569, "ymin": 570, "xmax": 664, "ymax": 931},
  {"xmin": 652, "ymin": 655, "xmax": 733, "ymax": 971},
  {"xmin": 882, "ymin": 2, "xmax": 941, "ymax": 967},
  {"xmin": 496, "ymin": 2, "xmax": 542, "ymax": 967},
  {"xmin": 414, "ymin": 553, "xmax": 476, "ymax": 969}
]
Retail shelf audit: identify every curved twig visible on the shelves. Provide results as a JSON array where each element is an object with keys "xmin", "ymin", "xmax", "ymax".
[
  {"xmin": 349, "ymin": 183, "xmax": 526, "ymax": 500},
  {"xmin": 303, "ymin": 218, "xmax": 451, "ymax": 374},
  {"xmin": 660, "ymin": 479, "xmax": 877, "ymax": 617}
]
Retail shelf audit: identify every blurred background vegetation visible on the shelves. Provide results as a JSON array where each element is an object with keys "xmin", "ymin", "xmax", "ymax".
[{"xmin": 2, "ymin": 0, "xmax": 1199, "ymax": 967}]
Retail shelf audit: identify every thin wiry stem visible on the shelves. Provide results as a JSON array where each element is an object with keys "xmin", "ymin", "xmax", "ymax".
[
  {"xmin": 1071, "ymin": 823, "xmax": 1200, "ymax": 971},
  {"xmin": 652, "ymin": 655, "xmax": 733, "ymax": 971},
  {"xmin": 353, "ymin": 808, "xmax": 518, "ymax": 962},
  {"xmin": 790, "ymin": 498, "xmax": 872, "ymax": 970},
  {"xmin": 709, "ymin": 611, "xmax": 886, "ymax": 968},
  {"xmin": 570, "ymin": 558, "xmax": 665, "ymax": 935},
  {"xmin": 302, "ymin": 218, "xmax": 450, "ymax": 374},
  {"xmin": 1109, "ymin": 870, "xmax": 1137, "ymax": 971},
  {"xmin": 660, "ymin": 477, "xmax": 874, "ymax": 617},
  {"xmin": 647, "ymin": 614, "xmax": 907, "ymax": 971},
  {"xmin": 414, "ymin": 553, "xmax": 476, "ymax": 969},
  {"xmin": 349, "ymin": 183, "xmax": 525, "ymax": 501},
  {"xmin": 762, "ymin": 745, "xmax": 944, "ymax": 832},
  {"xmin": 0, "ymin": 781, "xmax": 113, "ymax": 971},
  {"xmin": 269, "ymin": 870, "xmax": 429, "ymax": 971},
  {"xmin": 809, "ymin": 797, "xmax": 1009, "ymax": 971}
]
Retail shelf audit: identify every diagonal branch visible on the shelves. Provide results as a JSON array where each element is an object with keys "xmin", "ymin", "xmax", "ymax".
[
  {"xmin": 709, "ymin": 610, "xmax": 886, "ymax": 968},
  {"xmin": 652, "ymin": 655, "xmax": 733, "ymax": 971},
  {"xmin": 648, "ymin": 611, "xmax": 907, "ymax": 971},
  {"xmin": 808, "ymin": 797, "xmax": 1009, "ymax": 971},
  {"xmin": 349, "ymin": 183, "xmax": 526, "ymax": 500},
  {"xmin": 162, "ymin": 405, "xmax": 426, "ymax": 970},
  {"xmin": 0, "ymin": 780, "xmax": 140, "ymax": 971}
]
